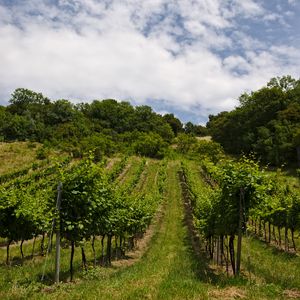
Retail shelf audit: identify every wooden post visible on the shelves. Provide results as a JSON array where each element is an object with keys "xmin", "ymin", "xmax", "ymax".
[
  {"xmin": 236, "ymin": 188, "xmax": 243, "ymax": 276},
  {"xmin": 55, "ymin": 182, "xmax": 62, "ymax": 284}
]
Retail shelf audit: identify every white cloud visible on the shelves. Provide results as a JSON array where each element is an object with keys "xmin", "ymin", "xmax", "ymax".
[{"xmin": 0, "ymin": 0, "xmax": 299, "ymax": 122}]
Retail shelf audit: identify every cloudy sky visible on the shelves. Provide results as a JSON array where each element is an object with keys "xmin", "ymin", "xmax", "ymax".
[{"xmin": 0, "ymin": 0, "xmax": 299, "ymax": 123}]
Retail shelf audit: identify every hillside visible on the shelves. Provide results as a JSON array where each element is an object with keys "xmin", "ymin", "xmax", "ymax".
[{"xmin": 0, "ymin": 143, "xmax": 299, "ymax": 299}]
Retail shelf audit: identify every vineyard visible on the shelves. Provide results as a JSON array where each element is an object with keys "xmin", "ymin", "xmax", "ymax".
[{"xmin": 0, "ymin": 144, "xmax": 300, "ymax": 299}]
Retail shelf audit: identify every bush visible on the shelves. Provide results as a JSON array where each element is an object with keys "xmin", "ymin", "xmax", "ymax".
[
  {"xmin": 36, "ymin": 146, "xmax": 48, "ymax": 160},
  {"xmin": 132, "ymin": 132, "xmax": 167, "ymax": 158}
]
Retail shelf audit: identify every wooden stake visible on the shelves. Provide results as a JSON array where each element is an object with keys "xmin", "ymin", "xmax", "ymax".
[{"xmin": 55, "ymin": 182, "xmax": 62, "ymax": 284}]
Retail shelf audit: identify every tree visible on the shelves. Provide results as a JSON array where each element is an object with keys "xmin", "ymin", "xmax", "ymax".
[
  {"xmin": 132, "ymin": 132, "xmax": 167, "ymax": 158},
  {"xmin": 267, "ymin": 75, "xmax": 299, "ymax": 92},
  {"xmin": 176, "ymin": 133, "xmax": 197, "ymax": 154},
  {"xmin": 8, "ymin": 88, "xmax": 50, "ymax": 115},
  {"xmin": 207, "ymin": 76, "xmax": 300, "ymax": 166},
  {"xmin": 163, "ymin": 113, "xmax": 183, "ymax": 136}
]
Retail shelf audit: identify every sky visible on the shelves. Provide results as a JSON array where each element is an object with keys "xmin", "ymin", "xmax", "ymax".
[{"xmin": 0, "ymin": 0, "xmax": 300, "ymax": 124}]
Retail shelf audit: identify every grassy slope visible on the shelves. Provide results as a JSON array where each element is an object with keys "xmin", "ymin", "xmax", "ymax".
[{"xmin": 0, "ymin": 142, "xmax": 41, "ymax": 175}]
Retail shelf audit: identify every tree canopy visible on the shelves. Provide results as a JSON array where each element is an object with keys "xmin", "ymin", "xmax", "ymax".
[{"xmin": 207, "ymin": 76, "xmax": 300, "ymax": 166}]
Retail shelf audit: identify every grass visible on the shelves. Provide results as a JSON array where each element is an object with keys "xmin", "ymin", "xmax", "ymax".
[
  {"xmin": 0, "ymin": 142, "xmax": 41, "ymax": 175},
  {"xmin": 242, "ymin": 236, "xmax": 300, "ymax": 290},
  {"xmin": 115, "ymin": 156, "xmax": 142, "ymax": 188}
]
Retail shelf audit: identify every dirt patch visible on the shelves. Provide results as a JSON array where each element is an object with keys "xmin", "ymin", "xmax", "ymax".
[
  {"xmin": 105, "ymin": 158, "xmax": 120, "ymax": 171},
  {"xmin": 208, "ymin": 287, "xmax": 246, "ymax": 299},
  {"xmin": 117, "ymin": 162, "xmax": 132, "ymax": 184},
  {"xmin": 283, "ymin": 289, "xmax": 300, "ymax": 299}
]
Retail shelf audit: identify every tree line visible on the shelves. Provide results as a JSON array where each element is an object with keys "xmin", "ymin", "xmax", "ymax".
[
  {"xmin": 207, "ymin": 76, "xmax": 300, "ymax": 166},
  {"xmin": 0, "ymin": 88, "xmax": 207, "ymax": 158}
]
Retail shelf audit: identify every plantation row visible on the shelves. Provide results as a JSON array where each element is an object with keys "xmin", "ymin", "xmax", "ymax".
[
  {"xmin": 181, "ymin": 158, "xmax": 300, "ymax": 276},
  {"xmin": 0, "ymin": 155, "xmax": 166, "ymax": 280}
]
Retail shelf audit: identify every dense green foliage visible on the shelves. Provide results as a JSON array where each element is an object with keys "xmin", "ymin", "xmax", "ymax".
[
  {"xmin": 0, "ymin": 88, "xmax": 196, "ymax": 158},
  {"xmin": 207, "ymin": 75, "xmax": 300, "ymax": 166}
]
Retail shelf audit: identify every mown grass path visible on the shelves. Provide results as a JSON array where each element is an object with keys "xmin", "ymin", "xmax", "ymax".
[{"xmin": 39, "ymin": 161, "xmax": 211, "ymax": 299}]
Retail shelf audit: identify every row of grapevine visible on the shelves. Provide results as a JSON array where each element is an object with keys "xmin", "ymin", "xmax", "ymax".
[
  {"xmin": 248, "ymin": 172, "xmax": 300, "ymax": 251},
  {"xmin": 58, "ymin": 155, "xmax": 166, "ymax": 279},
  {"xmin": 0, "ymin": 159, "xmax": 48, "ymax": 184},
  {"xmin": 107, "ymin": 156, "xmax": 128, "ymax": 183},
  {"xmin": 202, "ymin": 159, "xmax": 300, "ymax": 252},
  {"xmin": 180, "ymin": 161, "xmax": 225, "ymax": 267},
  {"xmin": 181, "ymin": 157, "xmax": 300, "ymax": 276},
  {"xmin": 1, "ymin": 156, "xmax": 72, "ymax": 189},
  {"xmin": 0, "ymin": 154, "xmax": 166, "ymax": 282},
  {"xmin": 0, "ymin": 158, "xmax": 73, "ymax": 263},
  {"xmin": 0, "ymin": 155, "xmax": 129, "ymax": 267},
  {"xmin": 0, "ymin": 179, "xmax": 55, "ymax": 263},
  {"xmin": 117, "ymin": 157, "xmax": 146, "ymax": 195}
]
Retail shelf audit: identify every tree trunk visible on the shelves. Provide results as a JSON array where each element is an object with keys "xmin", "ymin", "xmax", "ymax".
[
  {"xmin": 41, "ymin": 232, "xmax": 45, "ymax": 256},
  {"xmin": 229, "ymin": 234, "xmax": 235, "ymax": 275},
  {"xmin": 49, "ymin": 231, "xmax": 54, "ymax": 253},
  {"xmin": 291, "ymin": 229, "xmax": 296, "ymax": 251},
  {"xmin": 120, "ymin": 236, "xmax": 124, "ymax": 257},
  {"xmin": 236, "ymin": 189, "xmax": 243, "ymax": 276},
  {"xmin": 259, "ymin": 219, "xmax": 262, "ymax": 237},
  {"xmin": 224, "ymin": 236, "xmax": 229, "ymax": 276},
  {"xmin": 278, "ymin": 227, "xmax": 281, "ymax": 247},
  {"xmin": 208, "ymin": 236, "xmax": 213, "ymax": 259},
  {"xmin": 20, "ymin": 239, "xmax": 25, "ymax": 261},
  {"xmin": 101, "ymin": 235, "xmax": 105, "ymax": 265},
  {"xmin": 211, "ymin": 237, "xmax": 215, "ymax": 261},
  {"xmin": 220, "ymin": 235, "xmax": 224, "ymax": 265},
  {"xmin": 31, "ymin": 235, "xmax": 37, "ymax": 259},
  {"xmin": 272, "ymin": 225, "xmax": 277, "ymax": 244},
  {"xmin": 216, "ymin": 236, "xmax": 220, "ymax": 265},
  {"xmin": 285, "ymin": 226, "xmax": 289, "ymax": 251},
  {"xmin": 268, "ymin": 222, "xmax": 271, "ymax": 243},
  {"xmin": 106, "ymin": 235, "xmax": 112, "ymax": 266},
  {"xmin": 91, "ymin": 236, "xmax": 96, "ymax": 267},
  {"xmin": 6, "ymin": 239, "xmax": 12, "ymax": 265},
  {"xmin": 70, "ymin": 241, "xmax": 75, "ymax": 281},
  {"xmin": 81, "ymin": 247, "xmax": 87, "ymax": 271},
  {"xmin": 115, "ymin": 236, "xmax": 118, "ymax": 260}
]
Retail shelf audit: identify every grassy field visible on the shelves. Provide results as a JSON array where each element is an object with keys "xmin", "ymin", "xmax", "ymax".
[{"xmin": 0, "ymin": 142, "xmax": 42, "ymax": 175}]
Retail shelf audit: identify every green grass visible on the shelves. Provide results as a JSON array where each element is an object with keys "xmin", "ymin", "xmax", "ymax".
[
  {"xmin": 242, "ymin": 236, "xmax": 300, "ymax": 289},
  {"xmin": 0, "ymin": 142, "xmax": 41, "ymax": 175},
  {"xmin": 115, "ymin": 156, "xmax": 143, "ymax": 190},
  {"xmin": 132, "ymin": 159, "xmax": 159, "ymax": 195}
]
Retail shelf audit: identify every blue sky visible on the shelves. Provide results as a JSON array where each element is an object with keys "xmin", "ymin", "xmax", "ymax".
[{"xmin": 0, "ymin": 0, "xmax": 299, "ymax": 124}]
